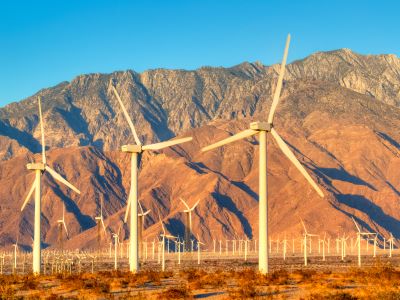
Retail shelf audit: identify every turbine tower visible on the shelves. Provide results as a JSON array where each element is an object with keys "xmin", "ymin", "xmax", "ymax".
[
  {"xmin": 301, "ymin": 218, "xmax": 318, "ymax": 266},
  {"xmin": 109, "ymin": 83, "xmax": 192, "ymax": 273},
  {"xmin": 201, "ymin": 35, "xmax": 324, "ymax": 274},
  {"xmin": 180, "ymin": 198, "xmax": 200, "ymax": 251},
  {"xmin": 159, "ymin": 215, "xmax": 176, "ymax": 272},
  {"xmin": 57, "ymin": 205, "xmax": 69, "ymax": 251},
  {"xmin": 95, "ymin": 198, "xmax": 107, "ymax": 247},
  {"xmin": 352, "ymin": 217, "xmax": 376, "ymax": 266},
  {"xmin": 21, "ymin": 96, "xmax": 80, "ymax": 274}
]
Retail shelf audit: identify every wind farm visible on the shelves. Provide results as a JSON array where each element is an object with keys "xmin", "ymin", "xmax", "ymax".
[{"xmin": 1, "ymin": 1, "xmax": 400, "ymax": 298}]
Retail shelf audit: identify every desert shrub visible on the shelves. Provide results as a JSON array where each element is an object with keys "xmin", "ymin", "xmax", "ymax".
[
  {"xmin": 157, "ymin": 285, "xmax": 192, "ymax": 299},
  {"xmin": 232, "ymin": 268, "xmax": 258, "ymax": 281},
  {"xmin": 142, "ymin": 270, "xmax": 161, "ymax": 285},
  {"xmin": 267, "ymin": 269, "xmax": 289, "ymax": 285},
  {"xmin": 307, "ymin": 291, "xmax": 358, "ymax": 300},
  {"xmin": 21, "ymin": 276, "xmax": 38, "ymax": 290},
  {"xmin": 366, "ymin": 290, "xmax": 400, "ymax": 300},
  {"xmin": 294, "ymin": 269, "xmax": 317, "ymax": 282},
  {"xmin": 229, "ymin": 277, "xmax": 260, "ymax": 299},
  {"xmin": 0, "ymin": 285, "xmax": 16, "ymax": 299}
]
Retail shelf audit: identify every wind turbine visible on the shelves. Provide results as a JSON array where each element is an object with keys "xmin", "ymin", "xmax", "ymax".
[
  {"xmin": 301, "ymin": 218, "xmax": 318, "ymax": 266},
  {"xmin": 388, "ymin": 233, "xmax": 395, "ymax": 258},
  {"xmin": 94, "ymin": 199, "xmax": 107, "ymax": 247},
  {"xmin": 196, "ymin": 233, "xmax": 205, "ymax": 265},
  {"xmin": 109, "ymin": 83, "xmax": 192, "ymax": 273},
  {"xmin": 57, "ymin": 205, "xmax": 69, "ymax": 251},
  {"xmin": 20, "ymin": 96, "xmax": 80, "ymax": 274},
  {"xmin": 159, "ymin": 215, "xmax": 176, "ymax": 272},
  {"xmin": 13, "ymin": 236, "xmax": 19, "ymax": 274},
  {"xmin": 352, "ymin": 217, "xmax": 376, "ymax": 267},
  {"xmin": 201, "ymin": 34, "xmax": 324, "ymax": 274},
  {"xmin": 180, "ymin": 198, "xmax": 200, "ymax": 251},
  {"xmin": 138, "ymin": 200, "xmax": 151, "ymax": 252}
]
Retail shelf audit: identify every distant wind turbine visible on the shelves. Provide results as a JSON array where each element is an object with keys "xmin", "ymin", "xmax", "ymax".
[
  {"xmin": 180, "ymin": 198, "xmax": 200, "ymax": 251},
  {"xmin": 352, "ymin": 217, "xmax": 376, "ymax": 267},
  {"xmin": 301, "ymin": 218, "xmax": 318, "ymax": 266},
  {"xmin": 138, "ymin": 201, "xmax": 151, "ymax": 249},
  {"xmin": 20, "ymin": 96, "xmax": 80, "ymax": 274},
  {"xmin": 159, "ymin": 215, "xmax": 176, "ymax": 272},
  {"xmin": 95, "ymin": 198, "xmax": 107, "ymax": 246},
  {"xmin": 201, "ymin": 34, "xmax": 324, "ymax": 274},
  {"xmin": 57, "ymin": 205, "xmax": 69, "ymax": 250}
]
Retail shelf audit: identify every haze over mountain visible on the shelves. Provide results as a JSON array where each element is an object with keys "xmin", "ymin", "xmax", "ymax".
[{"xmin": 0, "ymin": 49, "xmax": 399, "ymax": 250}]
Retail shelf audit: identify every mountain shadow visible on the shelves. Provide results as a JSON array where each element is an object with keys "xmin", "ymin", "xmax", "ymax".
[{"xmin": 336, "ymin": 193, "xmax": 400, "ymax": 239}]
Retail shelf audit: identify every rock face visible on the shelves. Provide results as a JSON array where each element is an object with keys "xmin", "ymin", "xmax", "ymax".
[{"xmin": 0, "ymin": 49, "xmax": 399, "ymax": 250}]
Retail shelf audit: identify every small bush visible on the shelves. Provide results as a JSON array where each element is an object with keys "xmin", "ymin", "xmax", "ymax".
[{"xmin": 157, "ymin": 285, "xmax": 192, "ymax": 299}]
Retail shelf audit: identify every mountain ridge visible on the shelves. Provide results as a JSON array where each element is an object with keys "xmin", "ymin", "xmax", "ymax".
[{"xmin": 0, "ymin": 49, "xmax": 399, "ymax": 250}]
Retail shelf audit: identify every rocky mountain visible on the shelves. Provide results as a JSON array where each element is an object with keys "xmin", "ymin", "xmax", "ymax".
[{"xmin": 0, "ymin": 49, "xmax": 399, "ymax": 250}]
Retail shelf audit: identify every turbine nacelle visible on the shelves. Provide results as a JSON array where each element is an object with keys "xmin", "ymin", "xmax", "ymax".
[
  {"xmin": 122, "ymin": 144, "xmax": 142, "ymax": 153},
  {"xmin": 249, "ymin": 121, "xmax": 272, "ymax": 131},
  {"xmin": 26, "ymin": 163, "xmax": 45, "ymax": 171}
]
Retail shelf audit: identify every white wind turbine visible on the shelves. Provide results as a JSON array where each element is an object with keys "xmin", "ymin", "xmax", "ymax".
[
  {"xmin": 201, "ymin": 34, "xmax": 324, "ymax": 274},
  {"xmin": 57, "ymin": 205, "xmax": 69, "ymax": 250},
  {"xmin": 95, "ymin": 199, "xmax": 107, "ymax": 246},
  {"xmin": 352, "ymin": 217, "xmax": 376, "ymax": 267},
  {"xmin": 138, "ymin": 201, "xmax": 151, "ymax": 248},
  {"xmin": 301, "ymin": 219, "xmax": 318, "ymax": 266},
  {"xmin": 196, "ymin": 233, "xmax": 205, "ymax": 265},
  {"xmin": 13, "ymin": 236, "xmax": 19, "ymax": 274},
  {"xmin": 180, "ymin": 198, "xmax": 200, "ymax": 251},
  {"xmin": 388, "ymin": 233, "xmax": 395, "ymax": 258},
  {"xmin": 109, "ymin": 83, "xmax": 192, "ymax": 273},
  {"xmin": 111, "ymin": 226, "xmax": 122, "ymax": 270},
  {"xmin": 159, "ymin": 216, "xmax": 176, "ymax": 272},
  {"xmin": 20, "ymin": 97, "xmax": 80, "ymax": 274}
]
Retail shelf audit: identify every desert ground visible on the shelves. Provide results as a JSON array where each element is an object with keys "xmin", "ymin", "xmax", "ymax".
[{"xmin": 1, "ymin": 250, "xmax": 400, "ymax": 299}]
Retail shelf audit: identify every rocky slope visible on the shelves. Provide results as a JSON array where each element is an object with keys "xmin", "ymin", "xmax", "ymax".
[{"xmin": 0, "ymin": 49, "xmax": 399, "ymax": 250}]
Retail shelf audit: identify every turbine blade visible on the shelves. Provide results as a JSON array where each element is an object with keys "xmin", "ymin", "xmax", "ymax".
[
  {"xmin": 101, "ymin": 219, "xmax": 106, "ymax": 234},
  {"xmin": 201, "ymin": 129, "xmax": 258, "ymax": 152},
  {"xmin": 138, "ymin": 200, "xmax": 144, "ymax": 215},
  {"xmin": 142, "ymin": 137, "xmax": 193, "ymax": 151},
  {"xmin": 300, "ymin": 218, "xmax": 308, "ymax": 234},
  {"xmin": 180, "ymin": 197, "xmax": 190, "ymax": 210},
  {"xmin": 352, "ymin": 217, "xmax": 361, "ymax": 233},
  {"xmin": 110, "ymin": 85, "xmax": 141, "ymax": 146},
  {"xmin": 63, "ymin": 221, "xmax": 69, "ymax": 238},
  {"xmin": 191, "ymin": 199, "xmax": 200, "ymax": 210},
  {"xmin": 37, "ymin": 96, "xmax": 47, "ymax": 165},
  {"xmin": 267, "ymin": 34, "xmax": 291, "ymax": 124},
  {"xmin": 100, "ymin": 198, "xmax": 103, "ymax": 219},
  {"xmin": 271, "ymin": 128, "xmax": 324, "ymax": 197},
  {"xmin": 124, "ymin": 189, "xmax": 133, "ymax": 223},
  {"xmin": 158, "ymin": 214, "xmax": 166, "ymax": 234},
  {"xmin": 189, "ymin": 211, "xmax": 193, "ymax": 233},
  {"xmin": 45, "ymin": 166, "xmax": 81, "ymax": 194},
  {"xmin": 21, "ymin": 178, "xmax": 36, "ymax": 211}
]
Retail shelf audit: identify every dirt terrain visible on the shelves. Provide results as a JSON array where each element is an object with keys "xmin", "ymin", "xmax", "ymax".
[{"xmin": 1, "ymin": 252, "xmax": 400, "ymax": 299}]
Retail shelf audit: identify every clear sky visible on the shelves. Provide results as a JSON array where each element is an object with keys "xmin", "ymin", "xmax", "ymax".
[{"xmin": 0, "ymin": 0, "xmax": 398, "ymax": 107}]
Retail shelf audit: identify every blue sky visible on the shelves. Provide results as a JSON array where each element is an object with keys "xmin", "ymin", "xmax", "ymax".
[{"xmin": 0, "ymin": 0, "xmax": 398, "ymax": 106}]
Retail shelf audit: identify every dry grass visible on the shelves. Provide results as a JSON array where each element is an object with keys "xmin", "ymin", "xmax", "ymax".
[{"xmin": 0, "ymin": 263, "xmax": 399, "ymax": 299}]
